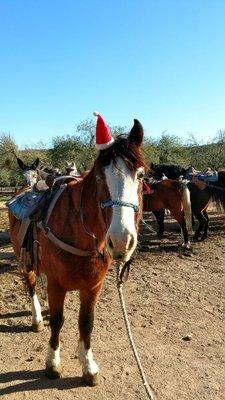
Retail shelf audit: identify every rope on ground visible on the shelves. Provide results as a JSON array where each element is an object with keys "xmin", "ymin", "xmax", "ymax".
[
  {"xmin": 116, "ymin": 263, "xmax": 157, "ymax": 400},
  {"xmin": 141, "ymin": 217, "xmax": 157, "ymax": 234}
]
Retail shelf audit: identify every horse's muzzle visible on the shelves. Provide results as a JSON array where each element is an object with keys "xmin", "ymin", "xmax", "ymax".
[{"xmin": 106, "ymin": 232, "xmax": 137, "ymax": 262}]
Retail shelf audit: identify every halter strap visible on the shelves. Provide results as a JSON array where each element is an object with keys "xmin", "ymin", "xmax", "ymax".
[{"xmin": 100, "ymin": 199, "xmax": 139, "ymax": 212}]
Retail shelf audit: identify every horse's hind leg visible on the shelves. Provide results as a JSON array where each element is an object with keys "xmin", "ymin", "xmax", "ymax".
[
  {"xmin": 25, "ymin": 271, "xmax": 44, "ymax": 332},
  {"xmin": 173, "ymin": 212, "xmax": 190, "ymax": 248},
  {"xmin": 193, "ymin": 210, "xmax": 207, "ymax": 241},
  {"xmin": 77, "ymin": 288, "xmax": 101, "ymax": 386},
  {"xmin": 201, "ymin": 210, "xmax": 209, "ymax": 241},
  {"xmin": 45, "ymin": 282, "xmax": 66, "ymax": 379},
  {"xmin": 179, "ymin": 219, "xmax": 190, "ymax": 248}
]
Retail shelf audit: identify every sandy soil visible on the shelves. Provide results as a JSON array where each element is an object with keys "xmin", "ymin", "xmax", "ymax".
[{"xmin": 0, "ymin": 209, "xmax": 225, "ymax": 400}]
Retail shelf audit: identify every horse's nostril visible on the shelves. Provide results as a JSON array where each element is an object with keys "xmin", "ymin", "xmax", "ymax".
[{"xmin": 108, "ymin": 236, "xmax": 114, "ymax": 249}]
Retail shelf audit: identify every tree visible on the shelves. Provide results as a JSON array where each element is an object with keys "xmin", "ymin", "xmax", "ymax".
[
  {"xmin": 50, "ymin": 119, "xmax": 128, "ymax": 172},
  {"xmin": 156, "ymin": 133, "xmax": 187, "ymax": 165},
  {"xmin": 143, "ymin": 137, "xmax": 159, "ymax": 165},
  {"xmin": 50, "ymin": 135, "xmax": 88, "ymax": 171},
  {"xmin": 0, "ymin": 133, "xmax": 18, "ymax": 169}
]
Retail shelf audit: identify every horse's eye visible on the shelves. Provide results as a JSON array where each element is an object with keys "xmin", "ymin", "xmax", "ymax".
[{"xmin": 137, "ymin": 171, "xmax": 144, "ymax": 180}]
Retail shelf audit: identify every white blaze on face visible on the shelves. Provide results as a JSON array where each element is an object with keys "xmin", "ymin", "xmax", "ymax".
[
  {"xmin": 23, "ymin": 170, "xmax": 37, "ymax": 186},
  {"xmin": 104, "ymin": 157, "xmax": 143, "ymax": 262}
]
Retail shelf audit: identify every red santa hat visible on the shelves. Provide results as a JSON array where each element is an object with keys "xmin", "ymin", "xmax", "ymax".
[{"xmin": 93, "ymin": 111, "xmax": 114, "ymax": 150}]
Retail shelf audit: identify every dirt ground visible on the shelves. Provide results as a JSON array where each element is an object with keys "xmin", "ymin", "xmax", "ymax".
[{"xmin": 0, "ymin": 207, "xmax": 225, "ymax": 400}]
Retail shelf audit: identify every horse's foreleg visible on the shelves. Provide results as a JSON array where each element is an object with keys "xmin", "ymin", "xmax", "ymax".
[
  {"xmin": 77, "ymin": 288, "xmax": 100, "ymax": 386},
  {"xmin": 45, "ymin": 283, "xmax": 66, "ymax": 379},
  {"xmin": 25, "ymin": 271, "xmax": 44, "ymax": 332}
]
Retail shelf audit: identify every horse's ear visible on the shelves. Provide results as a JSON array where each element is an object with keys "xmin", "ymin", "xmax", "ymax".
[
  {"xmin": 31, "ymin": 157, "xmax": 40, "ymax": 170},
  {"xmin": 128, "ymin": 119, "xmax": 144, "ymax": 147},
  {"xmin": 151, "ymin": 162, "xmax": 154, "ymax": 169},
  {"xmin": 17, "ymin": 157, "xmax": 26, "ymax": 171},
  {"xmin": 71, "ymin": 162, "xmax": 75, "ymax": 167},
  {"xmin": 65, "ymin": 161, "xmax": 69, "ymax": 166}
]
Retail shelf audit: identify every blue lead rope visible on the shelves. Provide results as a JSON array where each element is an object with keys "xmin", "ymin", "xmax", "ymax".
[{"xmin": 100, "ymin": 199, "xmax": 139, "ymax": 212}]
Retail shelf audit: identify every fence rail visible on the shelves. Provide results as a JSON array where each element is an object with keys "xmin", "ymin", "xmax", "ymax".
[{"xmin": 0, "ymin": 186, "xmax": 21, "ymax": 194}]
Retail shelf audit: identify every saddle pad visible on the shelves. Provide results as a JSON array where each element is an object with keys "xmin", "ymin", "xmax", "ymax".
[
  {"xmin": 186, "ymin": 173, "xmax": 218, "ymax": 183},
  {"xmin": 7, "ymin": 188, "xmax": 49, "ymax": 220}
]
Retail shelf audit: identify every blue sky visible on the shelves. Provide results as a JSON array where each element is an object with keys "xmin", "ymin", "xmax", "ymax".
[{"xmin": 0, "ymin": 0, "xmax": 225, "ymax": 148}]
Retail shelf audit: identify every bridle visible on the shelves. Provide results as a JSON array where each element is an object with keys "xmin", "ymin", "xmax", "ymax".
[
  {"xmin": 39, "ymin": 165, "xmax": 141, "ymax": 266},
  {"xmin": 79, "ymin": 171, "xmax": 140, "ymax": 258},
  {"xmin": 101, "ymin": 199, "xmax": 139, "ymax": 212}
]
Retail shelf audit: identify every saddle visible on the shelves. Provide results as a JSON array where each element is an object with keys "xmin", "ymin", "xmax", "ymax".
[
  {"xmin": 7, "ymin": 176, "xmax": 78, "ymax": 274},
  {"xmin": 7, "ymin": 186, "xmax": 52, "ymax": 221}
]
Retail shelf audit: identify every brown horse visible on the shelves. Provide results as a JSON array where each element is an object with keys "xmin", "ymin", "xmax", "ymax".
[
  {"xmin": 143, "ymin": 179, "xmax": 192, "ymax": 247},
  {"xmin": 147, "ymin": 179, "xmax": 225, "ymax": 241},
  {"xmin": 9, "ymin": 119, "xmax": 146, "ymax": 386}
]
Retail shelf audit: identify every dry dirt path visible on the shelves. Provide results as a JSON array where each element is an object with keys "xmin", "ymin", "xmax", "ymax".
[{"xmin": 0, "ymin": 211, "xmax": 225, "ymax": 400}]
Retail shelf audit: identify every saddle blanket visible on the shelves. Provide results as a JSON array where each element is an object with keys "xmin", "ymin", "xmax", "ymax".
[
  {"xmin": 7, "ymin": 188, "xmax": 50, "ymax": 220},
  {"xmin": 186, "ymin": 172, "xmax": 218, "ymax": 183}
]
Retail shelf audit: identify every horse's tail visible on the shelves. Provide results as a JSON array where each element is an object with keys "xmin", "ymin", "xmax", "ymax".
[
  {"xmin": 181, "ymin": 184, "xmax": 192, "ymax": 233},
  {"xmin": 206, "ymin": 185, "xmax": 225, "ymax": 211}
]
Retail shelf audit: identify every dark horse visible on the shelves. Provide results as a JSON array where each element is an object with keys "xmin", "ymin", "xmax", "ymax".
[
  {"xmin": 150, "ymin": 162, "xmax": 188, "ymax": 180},
  {"xmin": 187, "ymin": 181, "xmax": 225, "ymax": 240},
  {"xmin": 143, "ymin": 179, "xmax": 192, "ymax": 247},
  {"xmin": 151, "ymin": 162, "xmax": 225, "ymax": 188},
  {"xmin": 9, "ymin": 119, "xmax": 146, "ymax": 386}
]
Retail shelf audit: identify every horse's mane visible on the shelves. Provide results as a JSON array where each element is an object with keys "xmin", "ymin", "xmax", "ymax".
[
  {"xmin": 97, "ymin": 135, "xmax": 148, "ymax": 171},
  {"xmin": 151, "ymin": 163, "xmax": 187, "ymax": 178},
  {"xmin": 38, "ymin": 166, "xmax": 62, "ymax": 178}
]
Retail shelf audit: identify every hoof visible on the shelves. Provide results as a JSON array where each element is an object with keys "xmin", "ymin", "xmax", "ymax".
[
  {"xmin": 182, "ymin": 242, "xmax": 191, "ymax": 249},
  {"xmin": 200, "ymin": 236, "xmax": 207, "ymax": 241},
  {"xmin": 45, "ymin": 364, "xmax": 62, "ymax": 379},
  {"xmin": 193, "ymin": 237, "xmax": 199, "ymax": 242},
  {"xmin": 32, "ymin": 321, "xmax": 44, "ymax": 332},
  {"xmin": 83, "ymin": 372, "xmax": 99, "ymax": 386}
]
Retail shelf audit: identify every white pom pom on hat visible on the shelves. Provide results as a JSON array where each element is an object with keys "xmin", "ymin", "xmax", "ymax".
[{"xmin": 93, "ymin": 111, "xmax": 114, "ymax": 150}]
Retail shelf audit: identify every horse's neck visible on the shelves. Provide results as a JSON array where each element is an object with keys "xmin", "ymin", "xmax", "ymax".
[
  {"xmin": 49, "ymin": 169, "xmax": 107, "ymax": 252},
  {"xmin": 80, "ymin": 170, "xmax": 108, "ymax": 248}
]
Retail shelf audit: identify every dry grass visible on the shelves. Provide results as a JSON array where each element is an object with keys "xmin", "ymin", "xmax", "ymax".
[
  {"xmin": 0, "ymin": 193, "xmax": 11, "ymax": 209},
  {"xmin": 0, "ymin": 209, "xmax": 9, "ymax": 232}
]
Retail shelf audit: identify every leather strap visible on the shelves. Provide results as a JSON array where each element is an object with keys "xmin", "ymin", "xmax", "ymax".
[
  {"xmin": 39, "ymin": 179, "xmax": 97, "ymax": 258},
  {"xmin": 45, "ymin": 184, "xmax": 67, "ymax": 225},
  {"xmin": 38, "ymin": 222, "xmax": 94, "ymax": 257},
  {"xmin": 17, "ymin": 218, "xmax": 31, "ymax": 247}
]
